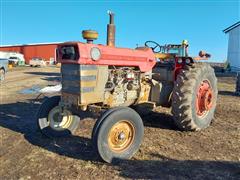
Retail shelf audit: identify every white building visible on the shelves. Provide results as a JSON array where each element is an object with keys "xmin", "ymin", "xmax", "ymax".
[{"xmin": 223, "ymin": 21, "xmax": 240, "ymax": 72}]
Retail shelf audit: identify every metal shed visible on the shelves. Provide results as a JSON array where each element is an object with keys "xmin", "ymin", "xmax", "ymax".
[{"xmin": 223, "ymin": 21, "xmax": 240, "ymax": 72}]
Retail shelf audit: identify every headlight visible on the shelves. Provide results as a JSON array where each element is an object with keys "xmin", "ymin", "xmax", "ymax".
[
  {"xmin": 90, "ymin": 47, "xmax": 101, "ymax": 61},
  {"xmin": 185, "ymin": 58, "xmax": 191, "ymax": 64},
  {"xmin": 177, "ymin": 58, "xmax": 183, "ymax": 64}
]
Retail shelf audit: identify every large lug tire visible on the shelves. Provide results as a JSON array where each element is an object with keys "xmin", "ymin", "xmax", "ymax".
[
  {"xmin": 0, "ymin": 69, "xmax": 5, "ymax": 82},
  {"xmin": 172, "ymin": 63, "xmax": 218, "ymax": 131},
  {"xmin": 37, "ymin": 96, "xmax": 80, "ymax": 138},
  {"xmin": 92, "ymin": 107, "xmax": 144, "ymax": 163}
]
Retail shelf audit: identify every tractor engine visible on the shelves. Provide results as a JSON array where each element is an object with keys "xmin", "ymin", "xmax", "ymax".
[
  {"xmin": 60, "ymin": 61, "xmax": 152, "ymax": 110},
  {"xmin": 104, "ymin": 67, "xmax": 141, "ymax": 107}
]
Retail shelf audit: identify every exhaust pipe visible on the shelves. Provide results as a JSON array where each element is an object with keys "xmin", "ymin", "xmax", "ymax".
[{"xmin": 107, "ymin": 11, "xmax": 115, "ymax": 47}]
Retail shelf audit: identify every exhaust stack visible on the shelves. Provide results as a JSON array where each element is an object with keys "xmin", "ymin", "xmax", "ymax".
[{"xmin": 107, "ymin": 11, "xmax": 115, "ymax": 47}]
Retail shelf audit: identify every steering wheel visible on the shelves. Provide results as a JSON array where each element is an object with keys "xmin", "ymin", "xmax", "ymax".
[{"xmin": 145, "ymin": 41, "xmax": 162, "ymax": 53}]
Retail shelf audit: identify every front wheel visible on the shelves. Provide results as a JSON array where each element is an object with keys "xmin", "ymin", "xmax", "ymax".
[
  {"xmin": 92, "ymin": 107, "xmax": 144, "ymax": 163},
  {"xmin": 37, "ymin": 96, "xmax": 80, "ymax": 138},
  {"xmin": 172, "ymin": 63, "xmax": 218, "ymax": 131}
]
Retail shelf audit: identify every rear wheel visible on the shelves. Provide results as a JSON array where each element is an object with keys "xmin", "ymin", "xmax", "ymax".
[
  {"xmin": 92, "ymin": 107, "xmax": 144, "ymax": 163},
  {"xmin": 37, "ymin": 96, "xmax": 80, "ymax": 138},
  {"xmin": 172, "ymin": 63, "xmax": 218, "ymax": 131}
]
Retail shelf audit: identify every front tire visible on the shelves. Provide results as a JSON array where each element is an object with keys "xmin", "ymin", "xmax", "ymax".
[
  {"xmin": 92, "ymin": 107, "xmax": 144, "ymax": 163},
  {"xmin": 172, "ymin": 63, "xmax": 218, "ymax": 131},
  {"xmin": 37, "ymin": 96, "xmax": 80, "ymax": 138}
]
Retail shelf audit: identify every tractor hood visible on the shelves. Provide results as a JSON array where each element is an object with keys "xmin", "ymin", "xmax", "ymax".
[{"xmin": 57, "ymin": 42, "xmax": 156, "ymax": 72}]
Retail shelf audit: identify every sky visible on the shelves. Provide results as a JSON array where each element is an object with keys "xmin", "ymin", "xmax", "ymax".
[{"xmin": 0, "ymin": 0, "xmax": 239, "ymax": 62}]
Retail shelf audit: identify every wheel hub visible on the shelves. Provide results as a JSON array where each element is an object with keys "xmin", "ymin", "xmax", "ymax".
[
  {"xmin": 108, "ymin": 120, "xmax": 135, "ymax": 152},
  {"xmin": 48, "ymin": 106, "xmax": 73, "ymax": 131},
  {"xmin": 196, "ymin": 80, "xmax": 213, "ymax": 117},
  {"xmin": 118, "ymin": 132, "xmax": 126, "ymax": 140}
]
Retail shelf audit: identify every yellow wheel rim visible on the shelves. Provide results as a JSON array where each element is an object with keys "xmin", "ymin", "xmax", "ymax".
[{"xmin": 108, "ymin": 120, "xmax": 135, "ymax": 152}]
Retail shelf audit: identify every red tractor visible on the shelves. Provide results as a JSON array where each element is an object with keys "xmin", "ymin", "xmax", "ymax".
[{"xmin": 37, "ymin": 12, "xmax": 218, "ymax": 163}]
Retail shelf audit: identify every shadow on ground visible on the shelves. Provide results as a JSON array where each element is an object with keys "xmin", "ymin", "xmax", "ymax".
[
  {"xmin": 113, "ymin": 155, "xmax": 240, "ymax": 179},
  {"xmin": 132, "ymin": 105, "xmax": 177, "ymax": 130},
  {"xmin": 218, "ymin": 90, "xmax": 239, "ymax": 97},
  {"xmin": 24, "ymin": 72, "xmax": 60, "ymax": 77},
  {"xmin": 142, "ymin": 111, "xmax": 178, "ymax": 130},
  {"xmin": 0, "ymin": 99, "xmax": 239, "ymax": 179},
  {"xmin": 24, "ymin": 71, "xmax": 61, "ymax": 82}
]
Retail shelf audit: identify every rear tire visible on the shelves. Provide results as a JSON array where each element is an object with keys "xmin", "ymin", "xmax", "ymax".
[
  {"xmin": 37, "ymin": 96, "xmax": 80, "ymax": 138},
  {"xmin": 171, "ymin": 63, "xmax": 218, "ymax": 131},
  {"xmin": 92, "ymin": 107, "xmax": 144, "ymax": 163}
]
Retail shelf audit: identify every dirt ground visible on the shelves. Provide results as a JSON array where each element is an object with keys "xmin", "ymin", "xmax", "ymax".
[{"xmin": 0, "ymin": 66, "xmax": 239, "ymax": 180}]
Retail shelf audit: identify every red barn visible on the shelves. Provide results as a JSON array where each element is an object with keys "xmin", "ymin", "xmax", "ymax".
[{"xmin": 0, "ymin": 42, "xmax": 62, "ymax": 64}]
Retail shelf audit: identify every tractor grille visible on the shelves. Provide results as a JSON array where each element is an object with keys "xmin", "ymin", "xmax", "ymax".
[
  {"xmin": 61, "ymin": 64, "xmax": 97, "ymax": 94},
  {"xmin": 61, "ymin": 64, "xmax": 108, "ymax": 106}
]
